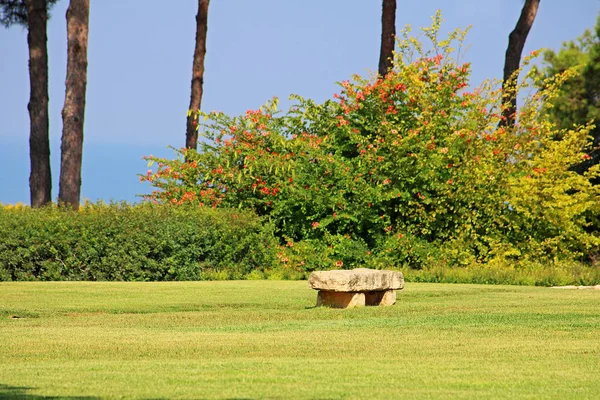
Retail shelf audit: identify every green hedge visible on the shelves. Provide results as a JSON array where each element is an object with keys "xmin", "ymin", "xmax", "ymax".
[
  {"xmin": 0, "ymin": 203, "xmax": 277, "ymax": 281},
  {"xmin": 1, "ymin": 202, "xmax": 598, "ymax": 285},
  {"xmin": 404, "ymin": 260, "xmax": 600, "ymax": 287}
]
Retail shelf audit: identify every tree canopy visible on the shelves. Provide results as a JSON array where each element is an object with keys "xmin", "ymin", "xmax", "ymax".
[
  {"xmin": 0, "ymin": 0, "xmax": 59, "ymax": 27},
  {"xmin": 534, "ymin": 13, "xmax": 600, "ymax": 171}
]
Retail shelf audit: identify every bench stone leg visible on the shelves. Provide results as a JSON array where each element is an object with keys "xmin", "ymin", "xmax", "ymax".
[
  {"xmin": 317, "ymin": 291, "xmax": 365, "ymax": 308},
  {"xmin": 365, "ymin": 290, "xmax": 396, "ymax": 306}
]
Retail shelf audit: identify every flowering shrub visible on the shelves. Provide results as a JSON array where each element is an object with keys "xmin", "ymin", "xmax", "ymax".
[{"xmin": 142, "ymin": 13, "xmax": 600, "ymax": 271}]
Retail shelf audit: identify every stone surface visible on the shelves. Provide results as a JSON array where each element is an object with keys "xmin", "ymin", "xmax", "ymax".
[
  {"xmin": 308, "ymin": 268, "xmax": 404, "ymax": 292},
  {"xmin": 365, "ymin": 289, "xmax": 396, "ymax": 306},
  {"xmin": 317, "ymin": 291, "xmax": 365, "ymax": 308}
]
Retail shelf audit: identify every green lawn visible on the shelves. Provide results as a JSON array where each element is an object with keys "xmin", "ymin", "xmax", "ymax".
[{"xmin": 0, "ymin": 281, "xmax": 599, "ymax": 399}]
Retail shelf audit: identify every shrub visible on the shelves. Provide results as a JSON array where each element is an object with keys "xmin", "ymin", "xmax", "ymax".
[
  {"xmin": 0, "ymin": 202, "xmax": 277, "ymax": 281},
  {"xmin": 405, "ymin": 259, "xmax": 600, "ymax": 287},
  {"xmin": 142, "ymin": 12, "xmax": 600, "ymax": 272}
]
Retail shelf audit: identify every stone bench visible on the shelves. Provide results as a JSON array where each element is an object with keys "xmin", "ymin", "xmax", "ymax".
[{"xmin": 308, "ymin": 268, "xmax": 404, "ymax": 308}]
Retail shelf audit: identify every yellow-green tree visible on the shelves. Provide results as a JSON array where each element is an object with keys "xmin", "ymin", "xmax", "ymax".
[{"xmin": 534, "ymin": 13, "xmax": 600, "ymax": 174}]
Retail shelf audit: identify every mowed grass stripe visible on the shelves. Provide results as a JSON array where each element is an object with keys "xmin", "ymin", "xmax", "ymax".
[{"xmin": 0, "ymin": 281, "xmax": 599, "ymax": 399}]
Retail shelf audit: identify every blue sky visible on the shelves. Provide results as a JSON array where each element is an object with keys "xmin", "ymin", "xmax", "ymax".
[{"xmin": 1, "ymin": 0, "xmax": 599, "ymax": 205}]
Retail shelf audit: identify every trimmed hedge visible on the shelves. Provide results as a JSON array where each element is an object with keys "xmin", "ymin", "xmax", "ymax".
[
  {"xmin": 2, "ymin": 202, "xmax": 598, "ymax": 285},
  {"xmin": 0, "ymin": 203, "xmax": 277, "ymax": 281}
]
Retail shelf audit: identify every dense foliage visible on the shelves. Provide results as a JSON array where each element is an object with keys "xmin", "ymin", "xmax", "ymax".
[
  {"xmin": 533, "ymin": 13, "xmax": 600, "ymax": 173},
  {"xmin": 0, "ymin": 203, "xmax": 276, "ymax": 281},
  {"xmin": 0, "ymin": 0, "xmax": 60, "ymax": 27},
  {"xmin": 143, "ymin": 14, "xmax": 600, "ymax": 277}
]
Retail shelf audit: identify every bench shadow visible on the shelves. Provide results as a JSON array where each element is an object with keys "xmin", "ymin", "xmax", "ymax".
[
  {"xmin": 0, "ymin": 384, "xmax": 258, "ymax": 400},
  {"xmin": 0, "ymin": 384, "xmax": 100, "ymax": 399}
]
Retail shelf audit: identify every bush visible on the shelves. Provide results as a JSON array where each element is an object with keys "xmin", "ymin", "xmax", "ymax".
[
  {"xmin": 142, "ymin": 12, "xmax": 600, "ymax": 273},
  {"xmin": 405, "ymin": 259, "xmax": 600, "ymax": 287},
  {"xmin": 0, "ymin": 202, "xmax": 277, "ymax": 281}
]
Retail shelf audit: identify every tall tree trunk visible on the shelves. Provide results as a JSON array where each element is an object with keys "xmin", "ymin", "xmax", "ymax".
[
  {"xmin": 378, "ymin": 0, "xmax": 396, "ymax": 77},
  {"xmin": 501, "ymin": 0, "xmax": 540, "ymax": 127},
  {"xmin": 185, "ymin": 0, "xmax": 209, "ymax": 150},
  {"xmin": 26, "ymin": 0, "xmax": 51, "ymax": 207},
  {"xmin": 59, "ymin": 0, "xmax": 89, "ymax": 210}
]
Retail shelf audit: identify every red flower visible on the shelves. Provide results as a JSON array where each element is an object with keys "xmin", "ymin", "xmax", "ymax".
[
  {"xmin": 335, "ymin": 260, "xmax": 344, "ymax": 268},
  {"xmin": 336, "ymin": 116, "xmax": 349, "ymax": 126}
]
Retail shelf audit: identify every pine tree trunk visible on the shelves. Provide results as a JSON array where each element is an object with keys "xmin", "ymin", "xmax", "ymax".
[
  {"xmin": 26, "ymin": 0, "xmax": 52, "ymax": 207},
  {"xmin": 59, "ymin": 0, "xmax": 89, "ymax": 210},
  {"xmin": 501, "ymin": 0, "xmax": 540, "ymax": 127},
  {"xmin": 378, "ymin": 0, "xmax": 396, "ymax": 77},
  {"xmin": 186, "ymin": 0, "xmax": 209, "ymax": 150}
]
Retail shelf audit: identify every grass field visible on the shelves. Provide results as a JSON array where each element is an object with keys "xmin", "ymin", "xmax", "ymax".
[{"xmin": 0, "ymin": 281, "xmax": 599, "ymax": 399}]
